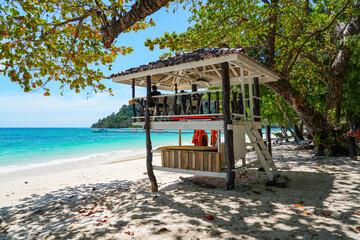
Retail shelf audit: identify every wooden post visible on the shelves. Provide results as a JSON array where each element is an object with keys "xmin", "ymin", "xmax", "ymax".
[
  {"xmin": 179, "ymin": 130, "xmax": 182, "ymax": 146},
  {"xmin": 265, "ymin": 119, "xmax": 272, "ymax": 156},
  {"xmin": 253, "ymin": 77, "xmax": 263, "ymax": 139},
  {"xmin": 215, "ymin": 91, "xmax": 220, "ymax": 113},
  {"xmin": 348, "ymin": 136, "xmax": 357, "ymax": 160},
  {"xmin": 238, "ymin": 93, "xmax": 244, "ymax": 115},
  {"xmin": 175, "ymin": 83, "xmax": 178, "ymax": 93},
  {"xmin": 145, "ymin": 75, "xmax": 158, "ymax": 192},
  {"xmin": 253, "ymin": 77, "xmax": 261, "ymax": 122},
  {"xmin": 207, "ymin": 92, "xmax": 212, "ymax": 114},
  {"xmin": 190, "ymin": 84, "xmax": 197, "ymax": 115},
  {"xmin": 132, "ymin": 79, "xmax": 136, "ymax": 121},
  {"xmin": 248, "ymin": 74, "xmax": 254, "ymax": 121},
  {"xmin": 192, "ymin": 84, "xmax": 197, "ymax": 92},
  {"xmin": 221, "ymin": 62, "xmax": 235, "ymax": 190}
]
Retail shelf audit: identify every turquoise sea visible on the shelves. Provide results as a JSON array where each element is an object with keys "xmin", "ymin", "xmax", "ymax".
[{"xmin": 0, "ymin": 128, "xmax": 195, "ymax": 176}]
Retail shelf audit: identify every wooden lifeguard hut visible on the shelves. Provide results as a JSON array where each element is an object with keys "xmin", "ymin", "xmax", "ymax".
[{"xmin": 109, "ymin": 48, "xmax": 281, "ymax": 191}]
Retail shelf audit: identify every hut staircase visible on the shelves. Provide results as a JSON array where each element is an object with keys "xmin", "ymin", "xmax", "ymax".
[{"xmin": 235, "ymin": 126, "xmax": 279, "ymax": 182}]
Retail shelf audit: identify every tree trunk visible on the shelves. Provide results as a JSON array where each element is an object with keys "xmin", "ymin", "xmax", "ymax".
[
  {"xmin": 324, "ymin": 47, "xmax": 352, "ymax": 123},
  {"xmin": 265, "ymin": 79, "xmax": 348, "ymax": 156},
  {"xmin": 294, "ymin": 121, "xmax": 305, "ymax": 141},
  {"xmin": 323, "ymin": 2, "xmax": 360, "ymax": 122},
  {"xmin": 100, "ymin": 0, "xmax": 171, "ymax": 48},
  {"xmin": 221, "ymin": 62, "xmax": 235, "ymax": 190},
  {"xmin": 145, "ymin": 76, "xmax": 158, "ymax": 192}
]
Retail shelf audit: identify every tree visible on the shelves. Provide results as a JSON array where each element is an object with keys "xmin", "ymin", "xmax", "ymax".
[
  {"xmin": 145, "ymin": 0, "xmax": 360, "ymax": 155},
  {"xmin": 0, "ymin": 0, "xmax": 169, "ymax": 95}
]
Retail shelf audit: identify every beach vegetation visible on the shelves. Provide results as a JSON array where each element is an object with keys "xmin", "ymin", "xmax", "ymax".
[
  {"xmin": 91, "ymin": 104, "xmax": 135, "ymax": 128},
  {"xmin": 144, "ymin": 0, "xmax": 360, "ymax": 156},
  {"xmin": 0, "ymin": 0, "xmax": 169, "ymax": 95}
]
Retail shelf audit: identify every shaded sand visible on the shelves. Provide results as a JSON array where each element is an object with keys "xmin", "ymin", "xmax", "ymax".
[{"xmin": 1, "ymin": 145, "xmax": 360, "ymax": 239}]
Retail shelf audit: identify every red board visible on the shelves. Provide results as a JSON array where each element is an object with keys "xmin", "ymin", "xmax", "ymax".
[{"xmin": 170, "ymin": 116, "xmax": 222, "ymax": 121}]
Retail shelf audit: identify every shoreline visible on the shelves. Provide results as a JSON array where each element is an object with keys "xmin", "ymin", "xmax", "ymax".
[{"xmin": 0, "ymin": 149, "xmax": 148, "ymax": 184}]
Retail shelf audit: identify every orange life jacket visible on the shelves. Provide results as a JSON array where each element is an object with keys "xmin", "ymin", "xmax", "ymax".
[
  {"xmin": 192, "ymin": 130, "xmax": 208, "ymax": 146},
  {"xmin": 210, "ymin": 130, "xmax": 218, "ymax": 147}
]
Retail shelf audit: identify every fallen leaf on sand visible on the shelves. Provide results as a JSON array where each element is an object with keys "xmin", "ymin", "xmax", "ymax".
[
  {"xmin": 315, "ymin": 165, "xmax": 320, "ymax": 167},
  {"xmin": 356, "ymin": 213, "xmax": 360, "ymax": 215},
  {"xmin": 85, "ymin": 211, "xmax": 94, "ymax": 216},
  {"xmin": 158, "ymin": 227, "xmax": 168, "ymax": 232},
  {"xmin": 97, "ymin": 220, "xmax": 106, "ymax": 223},
  {"xmin": 204, "ymin": 215, "xmax": 214, "ymax": 220},
  {"xmin": 321, "ymin": 213, "xmax": 331, "ymax": 217},
  {"xmin": 294, "ymin": 204, "xmax": 304, "ymax": 208},
  {"xmin": 302, "ymin": 211, "xmax": 310, "ymax": 215},
  {"xmin": 152, "ymin": 195, "xmax": 158, "ymax": 200},
  {"xmin": 124, "ymin": 231, "xmax": 134, "ymax": 235},
  {"xmin": 356, "ymin": 226, "xmax": 360, "ymax": 231}
]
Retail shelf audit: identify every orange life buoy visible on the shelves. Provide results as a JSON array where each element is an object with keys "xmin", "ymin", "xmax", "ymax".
[
  {"xmin": 192, "ymin": 130, "xmax": 208, "ymax": 146},
  {"xmin": 210, "ymin": 130, "xmax": 218, "ymax": 147}
]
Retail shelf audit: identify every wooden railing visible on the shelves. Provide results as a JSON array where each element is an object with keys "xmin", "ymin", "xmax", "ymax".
[{"xmin": 130, "ymin": 89, "xmax": 261, "ymax": 121}]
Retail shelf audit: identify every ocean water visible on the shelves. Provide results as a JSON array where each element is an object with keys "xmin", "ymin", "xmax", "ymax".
[{"xmin": 0, "ymin": 128, "xmax": 194, "ymax": 176}]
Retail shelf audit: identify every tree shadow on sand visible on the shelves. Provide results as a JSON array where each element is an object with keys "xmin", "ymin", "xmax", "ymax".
[{"xmin": 1, "ymin": 155, "xmax": 359, "ymax": 239}]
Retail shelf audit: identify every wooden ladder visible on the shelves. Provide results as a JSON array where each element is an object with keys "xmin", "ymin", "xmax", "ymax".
[{"xmin": 239, "ymin": 126, "xmax": 279, "ymax": 182}]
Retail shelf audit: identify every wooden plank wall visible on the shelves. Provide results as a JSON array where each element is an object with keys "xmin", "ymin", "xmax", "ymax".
[{"xmin": 161, "ymin": 145, "xmax": 226, "ymax": 172}]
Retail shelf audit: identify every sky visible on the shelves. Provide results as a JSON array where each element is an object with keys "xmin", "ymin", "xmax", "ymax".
[{"xmin": 0, "ymin": 6, "xmax": 191, "ymax": 127}]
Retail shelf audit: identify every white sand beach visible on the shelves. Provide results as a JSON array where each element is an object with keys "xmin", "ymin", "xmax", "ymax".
[{"xmin": 1, "ymin": 144, "xmax": 360, "ymax": 239}]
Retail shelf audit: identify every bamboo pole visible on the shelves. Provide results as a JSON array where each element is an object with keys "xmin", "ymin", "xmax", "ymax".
[
  {"xmin": 221, "ymin": 62, "xmax": 235, "ymax": 190},
  {"xmin": 145, "ymin": 75, "xmax": 158, "ymax": 192}
]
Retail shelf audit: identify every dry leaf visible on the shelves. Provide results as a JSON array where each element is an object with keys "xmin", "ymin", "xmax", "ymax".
[
  {"xmin": 204, "ymin": 215, "xmax": 214, "ymax": 220},
  {"xmin": 158, "ymin": 227, "xmax": 168, "ymax": 232},
  {"xmin": 85, "ymin": 211, "xmax": 94, "ymax": 216},
  {"xmin": 321, "ymin": 213, "xmax": 331, "ymax": 217},
  {"xmin": 315, "ymin": 165, "xmax": 320, "ymax": 167},
  {"xmin": 294, "ymin": 204, "xmax": 304, "ymax": 208},
  {"xmin": 355, "ymin": 213, "xmax": 360, "ymax": 215},
  {"xmin": 356, "ymin": 226, "xmax": 360, "ymax": 231}
]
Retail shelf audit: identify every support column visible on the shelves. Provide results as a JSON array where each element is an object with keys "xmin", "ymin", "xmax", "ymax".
[
  {"xmin": 145, "ymin": 75, "xmax": 158, "ymax": 192},
  {"xmin": 132, "ymin": 79, "xmax": 136, "ymax": 121},
  {"xmin": 254, "ymin": 77, "xmax": 261, "ymax": 122},
  {"xmin": 221, "ymin": 62, "xmax": 235, "ymax": 190},
  {"xmin": 265, "ymin": 119, "xmax": 272, "ymax": 156},
  {"xmin": 254, "ymin": 77, "xmax": 262, "ymax": 138},
  {"xmin": 192, "ymin": 84, "xmax": 197, "ymax": 92}
]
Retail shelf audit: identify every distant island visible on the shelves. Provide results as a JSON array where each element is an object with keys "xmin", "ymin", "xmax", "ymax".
[{"xmin": 91, "ymin": 104, "xmax": 135, "ymax": 128}]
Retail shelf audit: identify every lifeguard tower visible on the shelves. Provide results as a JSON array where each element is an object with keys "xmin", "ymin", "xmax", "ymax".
[{"xmin": 109, "ymin": 48, "xmax": 280, "ymax": 192}]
